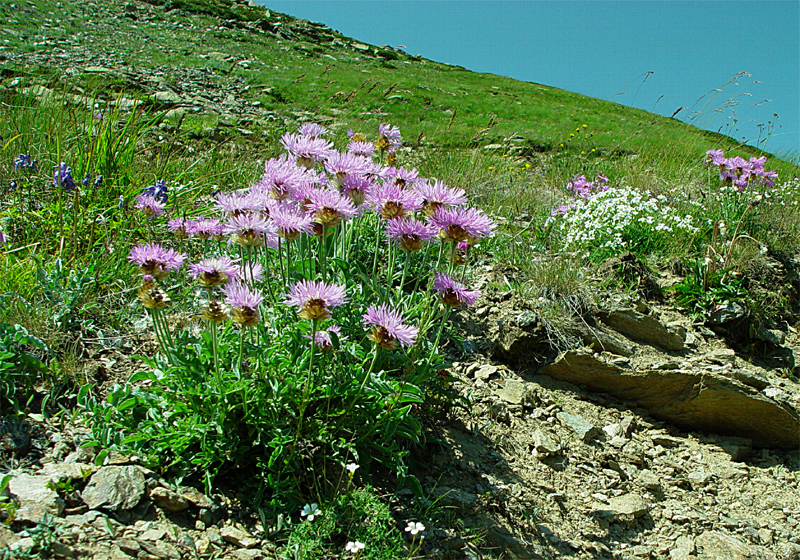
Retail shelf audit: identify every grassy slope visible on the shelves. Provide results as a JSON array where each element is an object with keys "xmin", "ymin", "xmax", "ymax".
[{"xmin": 3, "ymin": 0, "xmax": 796, "ymax": 176}]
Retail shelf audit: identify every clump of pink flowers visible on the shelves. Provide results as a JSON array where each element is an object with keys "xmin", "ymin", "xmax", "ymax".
[{"xmin": 705, "ymin": 149, "xmax": 778, "ymax": 190}]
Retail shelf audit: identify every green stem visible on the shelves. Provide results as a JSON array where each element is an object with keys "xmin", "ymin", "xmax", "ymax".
[{"xmin": 429, "ymin": 306, "xmax": 452, "ymax": 363}]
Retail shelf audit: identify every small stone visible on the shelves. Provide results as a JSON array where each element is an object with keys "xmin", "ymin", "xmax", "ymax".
[
  {"xmin": 179, "ymin": 486, "xmax": 214, "ymax": 509},
  {"xmin": 81, "ymin": 466, "xmax": 146, "ymax": 511},
  {"xmin": 150, "ymin": 486, "xmax": 189, "ymax": 512},
  {"xmin": 687, "ymin": 470, "xmax": 713, "ymax": 487},
  {"xmin": 637, "ymin": 470, "xmax": 662, "ymax": 491},
  {"xmin": 669, "ymin": 535, "xmax": 695, "ymax": 560},
  {"xmin": 592, "ymin": 493, "xmax": 649, "ymax": 522},
  {"xmin": 533, "ymin": 430, "xmax": 560, "ymax": 457},
  {"xmin": 758, "ymin": 528, "xmax": 773, "ymax": 546},
  {"xmin": 707, "ymin": 348, "xmax": 736, "ymax": 365},
  {"xmin": 220, "ymin": 525, "xmax": 259, "ymax": 548},
  {"xmin": 139, "ymin": 528, "xmax": 167, "ymax": 541},
  {"xmin": 494, "ymin": 379, "xmax": 526, "ymax": 405},
  {"xmin": 7, "ymin": 473, "xmax": 65, "ymax": 523},
  {"xmin": 116, "ymin": 539, "xmax": 141, "ymax": 556},
  {"xmin": 138, "ymin": 539, "xmax": 181, "ymax": 559},
  {"xmin": 557, "ymin": 412, "xmax": 600, "ymax": 442}
]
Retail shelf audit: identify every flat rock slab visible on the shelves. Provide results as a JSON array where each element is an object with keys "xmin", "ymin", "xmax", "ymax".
[
  {"xmin": 598, "ymin": 305, "xmax": 685, "ymax": 351},
  {"xmin": 540, "ymin": 350, "xmax": 800, "ymax": 449},
  {"xmin": 591, "ymin": 493, "xmax": 648, "ymax": 522},
  {"xmin": 6, "ymin": 473, "xmax": 65, "ymax": 523},
  {"xmin": 557, "ymin": 412, "xmax": 599, "ymax": 442},
  {"xmin": 695, "ymin": 530, "xmax": 777, "ymax": 560},
  {"xmin": 81, "ymin": 466, "xmax": 146, "ymax": 511}
]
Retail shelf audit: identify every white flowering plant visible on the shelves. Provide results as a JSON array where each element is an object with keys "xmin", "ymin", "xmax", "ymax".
[{"xmin": 547, "ymin": 185, "xmax": 700, "ymax": 260}]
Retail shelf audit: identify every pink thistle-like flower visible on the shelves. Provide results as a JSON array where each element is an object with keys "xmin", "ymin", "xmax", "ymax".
[
  {"xmin": 298, "ymin": 122, "xmax": 328, "ymax": 138},
  {"xmin": 341, "ymin": 174, "xmax": 375, "ymax": 207},
  {"xmin": 215, "ymin": 191, "xmax": 261, "ymax": 217},
  {"xmin": 304, "ymin": 324, "xmax": 344, "ymax": 351},
  {"xmin": 167, "ymin": 218, "xmax": 191, "ymax": 238},
  {"xmin": 414, "ymin": 180, "xmax": 468, "ymax": 215},
  {"xmin": 307, "ymin": 188, "xmax": 357, "ymax": 228},
  {"xmin": 270, "ymin": 203, "xmax": 315, "ymax": 241},
  {"xmin": 324, "ymin": 151, "xmax": 377, "ymax": 188},
  {"xmin": 386, "ymin": 217, "xmax": 438, "ymax": 253},
  {"xmin": 128, "ymin": 243, "xmax": 185, "ymax": 279},
  {"xmin": 376, "ymin": 123, "xmax": 402, "ymax": 152},
  {"xmin": 224, "ymin": 213, "xmax": 278, "ymax": 248},
  {"xmin": 433, "ymin": 272, "xmax": 480, "ymax": 308},
  {"xmin": 281, "ymin": 132, "xmax": 334, "ymax": 169},
  {"xmin": 189, "ymin": 256, "xmax": 241, "ymax": 287},
  {"xmin": 257, "ymin": 154, "xmax": 309, "ymax": 201},
  {"xmin": 430, "ymin": 207, "xmax": 496, "ymax": 244},
  {"xmin": 383, "ymin": 166, "xmax": 420, "ymax": 189},
  {"xmin": 285, "ymin": 280, "xmax": 348, "ymax": 321},
  {"xmin": 236, "ymin": 261, "xmax": 264, "ymax": 285},
  {"xmin": 135, "ymin": 193, "xmax": 166, "ymax": 217},
  {"xmin": 366, "ymin": 184, "xmax": 423, "ymax": 219},
  {"xmin": 187, "ymin": 218, "xmax": 224, "ymax": 239},
  {"xmin": 362, "ymin": 304, "xmax": 418, "ymax": 349},
  {"xmin": 347, "ymin": 140, "xmax": 376, "ymax": 157},
  {"xmin": 705, "ymin": 149, "xmax": 726, "ymax": 167},
  {"xmin": 222, "ymin": 282, "xmax": 264, "ymax": 327}
]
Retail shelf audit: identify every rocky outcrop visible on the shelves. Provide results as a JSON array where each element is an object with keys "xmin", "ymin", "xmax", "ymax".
[{"xmin": 539, "ymin": 349, "xmax": 800, "ymax": 448}]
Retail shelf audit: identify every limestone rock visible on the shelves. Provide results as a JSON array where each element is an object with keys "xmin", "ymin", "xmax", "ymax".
[
  {"xmin": 598, "ymin": 305, "xmax": 685, "ymax": 351},
  {"xmin": 557, "ymin": 412, "xmax": 599, "ymax": 442},
  {"xmin": 539, "ymin": 350, "xmax": 800, "ymax": 448},
  {"xmin": 81, "ymin": 466, "xmax": 146, "ymax": 511},
  {"xmin": 150, "ymin": 486, "xmax": 189, "ymax": 512},
  {"xmin": 7, "ymin": 473, "xmax": 65, "ymax": 523},
  {"xmin": 220, "ymin": 525, "xmax": 259, "ymax": 548},
  {"xmin": 694, "ymin": 530, "xmax": 777, "ymax": 560},
  {"xmin": 591, "ymin": 493, "xmax": 649, "ymax": 522}
]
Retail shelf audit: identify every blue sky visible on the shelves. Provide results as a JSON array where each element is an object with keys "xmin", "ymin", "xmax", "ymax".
[{"xmin": 261, "ymin": 0, "xmax": 799, "ymax": 158}]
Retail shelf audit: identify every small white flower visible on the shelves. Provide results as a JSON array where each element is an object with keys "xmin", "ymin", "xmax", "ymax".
[
  {"xmin": 346, "ymin": 463, "xmax": 359, "ymax": 474},
  {"xmin": 300, "ymin": 503, "xmax": 321, "ymax": 521},
  {"xmin": 405, "ymin": 521, "xmax": 425, "ymax": 535},
  {"xmin": 345, "ymin": 541, "xmax": 365, "ymax": 553}
]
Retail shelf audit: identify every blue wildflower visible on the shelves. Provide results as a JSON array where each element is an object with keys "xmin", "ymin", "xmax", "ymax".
[
  {"xmin": 93, "ymin": 175, "xmax": 103, "ymax": 189},
  {"xmin": 14, "ymin": 154, "xmax": 37, "ymax": 170},
  {"xmin": 143, "ymin": 179, "xmax": 168, "ymax": 204},
  {"xmin": 54, "ymin": 162, "xmax": 76, "ymax": 192}
]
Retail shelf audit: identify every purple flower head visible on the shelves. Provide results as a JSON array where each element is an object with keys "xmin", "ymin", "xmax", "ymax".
[
  {"xmin": 366, "ymin": 183, "xmax": 423, "ymax": 219},
  {"xmin": 215, "ymin": 191, "xmax": 259, "ymax": 217},
  {"xmin": 270, "ymin": 203, "xmax": 315, "ymax": 240},
  {"xmin": 135, "ymin": 193, "xmax": 166, "ymax": 217},
  {"xmin": 307, "ymin": 187, "xmax": 357, "ymax": 228},
  {"xmin": 143, "ymin": 179, "xmax": 168, "ymax": 203},
  {"xmin": 304, "ymin": 324, "xmax": 344, "ymax": 351},
  {"xmin": 430, "ymin": 207, "xmax": 496, "ymax": 244},
  {"xmin": 566, "ymin": 174, "xmax": 608, "ymax": 199},
  {"xmin": 347, "ymin": 140, "xmax": 376, "ymax": 157},
  {"xmin": 386, "ymin": 217, "xmax": 438, "ymax": 253},
  {"xmin": 224, "ymin": 213, "xmax": 277, "ymax": 248},
  {"xmin": 223, "ymin": 282, "xmax": 264, "ymax": 327},
  {"xmin": 285, "ymin": 280, "xmax": 348, "ymax": 321},
  {"xmin": 236, "ymin": 261, "xmax": 264, "ymax": 285},
  {"xmin": 188, "ymin": 218, "xmax": 224, "ymax": 239},
  {"xmin": 324, "ymin": 151, "xmax": 377, "ymax": 188},
  {"xmin": 298, "ymin": 122, "xmax": 328, "ymax": 138},
  {"xmin": 705, "ymin": 149, "xmax": 726, "ymax": 167},
  {"xmin": 189, "ymin": 256, "xmax": 241, "ymax": 287},
  {"xmin": 362, "ymin": 304, "xmax": 418, "ymax": 350},
  {"xmin": 414, "ymin": 180, "xmax": 468, "ymax": 215},
  {"xmin": 14, "ymin": 154, "xmax": 37, "ymax": 170},
  {"xmin": 128, "ymin": 243, "xmax": 185, "ymax": 279},
  {"xmin": 383, "ymin": 166, "xmax": 420, "ymax": 189},
  {"xmin": 0, "ymin": 231, "xmax": 9, "ymax": 246},
  {"xmin": 258, "ymin": 154, "xmax": 309, "ymax": 201},
  {"xmin": 168, "ymin": 217, "xmax": 191, "ymax": 237},
  {"xmin": 82, "ymin": 175, "xmax": 92, "ymax": 188},
  {"xmin": 53, "ymin": 162, "xmax": 76, "ymax": 192},
  {"xmin": 280, "ymin": 132, "xmax": 334, "ymax": 169},
  {"xmin": 376, "ymin": 123, "xmax": 402, "ymax": 151},
  {"xmin": 433, "ymin": 272, "xmax": 481, "ymax": 308},
  {"xmin": 341, "ymin": 174, "xmax": 375, "ymax": 207}
]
